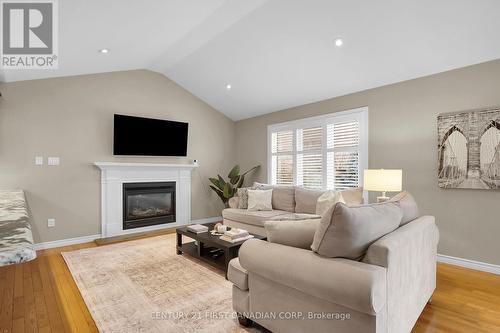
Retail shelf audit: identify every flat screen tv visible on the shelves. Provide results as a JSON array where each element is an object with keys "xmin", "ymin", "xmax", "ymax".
[{"xmin": 113, "ymin": 114, "xmax": 188, "ymax": 156}]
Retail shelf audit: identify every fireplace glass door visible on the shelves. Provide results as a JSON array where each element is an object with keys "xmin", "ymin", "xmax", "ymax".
[{"xmin": 123, "ymin": 182, "xmax": 176, "ymax": 229}]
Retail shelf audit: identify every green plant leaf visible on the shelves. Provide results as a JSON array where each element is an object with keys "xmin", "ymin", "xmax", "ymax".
[
  {"xmin": 217, "ymin": 175, "xmax": 226, "ymax": 187},
  {"xmin": 210, "ymin": 185, "xmax": 227, "ymax": 203},
  {"xmin": 229, "ymin": 175, "xmax": 240, "ymax": 185},
  {"xmin": 236, "ymin": 175, "xmax": 245, "ymax": 188},
  {"xmin": 209, "ymin": 177, "xmax": 222, "ymax": 190},
  {"xmin": 208, "ymin": 165, "xmax": 259, "ymax": 205},
  {"xmin": 209, "ymin": 184, "xmax": 223, "ymax": 195},
  {"xmin": 228, "ymin": 165, "xmax": 240, "ymax": 179},
  {"xmin": 241, "ymin": 165, "xmax": 260, "ymax": 176},
  {"xmin": 223, "ymin": 182, "xmax": 234, "ymax": 199}
]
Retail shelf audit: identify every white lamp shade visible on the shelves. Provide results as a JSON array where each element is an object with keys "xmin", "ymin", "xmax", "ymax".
[{"xmin": 364, "ymin": 169, "xmax": 402, "ymax": 192}]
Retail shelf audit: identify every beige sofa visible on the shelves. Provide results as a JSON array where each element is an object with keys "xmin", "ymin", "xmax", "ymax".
[
  {"xmin": 222, "ymin": 186, "xmax": 364, "ymax": 236},
  {"xmin": 226, "ymin": 189, "xmax": 439, "ymax": 333}
]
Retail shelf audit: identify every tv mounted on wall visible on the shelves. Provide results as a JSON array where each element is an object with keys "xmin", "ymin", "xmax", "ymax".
[{"xmin": 113, "ymin": 114, "xmax": 188, "ymax": 156}]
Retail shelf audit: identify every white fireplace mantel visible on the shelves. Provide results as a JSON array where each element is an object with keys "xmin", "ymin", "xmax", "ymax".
[
  {"xmin": 94, "ymin": 162, "xmax": 199, "ymax": 170},
  {"xmin": 94, "ymin": 162, "xmax": 198, "ymax": 238}
]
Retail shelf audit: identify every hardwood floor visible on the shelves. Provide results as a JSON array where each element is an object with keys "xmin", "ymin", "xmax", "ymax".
[
  {"xmin": 413, "ymin": 263, "xmax": 500, "ymax": 333},
  {"xmin": 0, "ymin": 241, "xmax": 498, "ymax": 333}
]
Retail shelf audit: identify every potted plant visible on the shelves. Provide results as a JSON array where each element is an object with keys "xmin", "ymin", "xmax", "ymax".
[{"xmin": 209, "ymin": 165, "xmax": 259, "ymax": 207}]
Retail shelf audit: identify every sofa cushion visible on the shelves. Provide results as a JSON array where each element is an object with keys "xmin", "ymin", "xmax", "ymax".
[
  {"xmin": 253, "ymin": 182, "xmax": 295, "ymax": 212},
  {"xmin": 228, "ymin": 258, "xmax": 248, "ymax": 290},
  {"xmin": 295, "ymin": 187, "xmax": 364, "ymax": 214},
  {"xmin": 247, "ymin": 189, "xmax": 273, "ymax": 211},
  {"xmin": 389, "ymin": 191, "xmax": 419, "ymax": 226},
  {"xmin": 311, "ymin": 202, "xmax": 402, "ymax": 260},
  {"xmin": 264, "ymin": 219, "xmax": 320, "ymax": 250},
  {"xmin": 295, "ymin": 187, "xmax": 324, "ymax": 214},
  {"xmin": 222, "ymin": 208, "xmax": 289, "ymax": 227},
  {"xmin": 239, "ymin": 239, "xmax": 387, "ymax": 315},
  {"xmin": 268, "ymin": 212, "xmax": 321, "ymax": 221}
]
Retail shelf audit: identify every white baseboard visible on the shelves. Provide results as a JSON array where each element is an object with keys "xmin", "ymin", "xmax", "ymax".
[
  {"xmin": 34, "ymin": 234, "xmax": 102, "ymax": 250},
  {"xmin": 437, "ymin": 254, "xmax": 500, "ymax": 275},
  {"xmin": 33, "ymin": 216, "xmax": 223, "ymax": 251}
]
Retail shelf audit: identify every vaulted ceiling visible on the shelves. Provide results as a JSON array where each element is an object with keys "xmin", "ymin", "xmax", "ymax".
[{"xmin": 2, "ymin": 0, "xmax": 500, "ymax": 120}]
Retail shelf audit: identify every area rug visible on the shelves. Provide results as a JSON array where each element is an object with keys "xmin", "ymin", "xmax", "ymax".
[{"xmin": 62, "ymin": 234, "xmax": 260, "ymax": 333}]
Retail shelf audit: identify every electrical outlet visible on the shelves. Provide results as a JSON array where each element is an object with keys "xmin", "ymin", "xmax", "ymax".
[
  {"xmin": 48, "ymin": 157, "xmax": 60, "ymax": 166},
  {"xmin": 47, "ymin": 218, "xmax": 55, "ymax": 227},
  {"xmin": 35, "ymin": 156, "xmax": 43, "ymax": 165}
]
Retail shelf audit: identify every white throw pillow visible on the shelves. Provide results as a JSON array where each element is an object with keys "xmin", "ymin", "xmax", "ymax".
[
  {"xmin": 316, "ymin": 190, "xmax": 345, "ymax": 216},
  {"xmin": 247, "ymin": 189, "xmax": 273, "ymax": 211}
]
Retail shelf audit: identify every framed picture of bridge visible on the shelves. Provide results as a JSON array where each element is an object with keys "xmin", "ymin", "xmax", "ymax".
[{"xmin": 438, "ymin": 106, "xmax": 500, "ymax": 189}]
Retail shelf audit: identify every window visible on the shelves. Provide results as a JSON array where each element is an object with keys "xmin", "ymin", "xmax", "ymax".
[{"xmin": 268, "ymin": 107, "xmax": 368, "ymax": 191}]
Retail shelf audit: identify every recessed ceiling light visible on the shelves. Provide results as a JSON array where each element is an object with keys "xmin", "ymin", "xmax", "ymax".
[
  {"xmin": 226, "ymin": 84, "xmax": 232, "ymax": 91},
  {"xmin": 99, "ymin": 49, "xmax": 109, "ymax": 54},
  {"xmin": 334, "ymin": 38, "xmax": 344, "ymax": 47}
]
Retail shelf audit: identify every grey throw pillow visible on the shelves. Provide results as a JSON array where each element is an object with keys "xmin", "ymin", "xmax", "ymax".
[
  {"xmin": 237, "ymin": 188, "xmax": 249, "ymax": 209},
  {"xmin": 340, "ymin": 187, "xmax": 364, "ymax": 205},
  {"xmin": 389, "ymin": 191, "xmax": 419, "ymax": 226},
  {"xmin": 311, "ymin": 202, "xmax": 402, "ymax": 260}
]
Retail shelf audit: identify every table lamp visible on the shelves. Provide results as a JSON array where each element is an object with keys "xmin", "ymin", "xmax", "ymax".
[{"xmin": 364, "ymin": 169, "xmax": 402, "ymax": 202}]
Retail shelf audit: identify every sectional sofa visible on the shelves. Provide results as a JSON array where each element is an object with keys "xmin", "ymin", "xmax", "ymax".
[
  {"xmin": 223, "ymin": 185, "xmax": 364, "ymax": 236},
  {"xmin": 223, "ymin": 185, "xmax": 439, "ymax": 333}
]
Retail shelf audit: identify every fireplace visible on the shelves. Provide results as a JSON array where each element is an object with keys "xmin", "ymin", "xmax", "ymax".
[{"xmin": 122, "ymin": 182, "xmax": 176, "ymax": 230}]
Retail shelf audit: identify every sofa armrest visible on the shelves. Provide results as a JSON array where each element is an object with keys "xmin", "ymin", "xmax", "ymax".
[
  {"xmin": 363, "ymin": 216, "xmax": 439, "ymax": 268},
  {"xmin": 228, "ymin": 258, "xmax": 248, "ymax": 290},
  {"xmin": 238, "ymin": 239, "xmax": 386, "ymax": 315},
  {"xmin": 363, "ymin": 216, "xmax": 439, "ymax": 333}
]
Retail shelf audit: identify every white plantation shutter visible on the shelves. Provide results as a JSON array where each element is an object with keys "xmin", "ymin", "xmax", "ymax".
[
  {"xmin": 268, "ymin": 108, "xmax": 367, "ymax": 191},
  {"xmin": 272, "ymin": 130, "xmax": 293, "ymax": 153},
  {"xmin": 327, "ymin": 121, "xmax": 360, "ymax": 190},
  {"xmin": 271, "ymin": 130, "xmax": 294, "ymax": 185},
  {"xmin": 272, "ymin": 155, "xmax": 293, "ymax": 185},
  {"xmin": 297, "ymin": 126, "xmax": 323, "ymax": 189}
]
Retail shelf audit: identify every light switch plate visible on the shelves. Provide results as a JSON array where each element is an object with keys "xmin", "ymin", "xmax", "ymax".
[
  {"xmin": 47, "ymin": 218, "xmax": 55, "ymax": 227},
  {"xmin": 48, "ymin": 157, "xmax": 60, "ymax": 166},
  {"xmin": 35, "ymin": 156, "xmax": 43, "ymax": 165}
]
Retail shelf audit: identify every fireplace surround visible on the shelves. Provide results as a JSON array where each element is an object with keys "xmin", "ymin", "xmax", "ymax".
[{"xmin": 94, "ymin": 162, "xmax": 198, "ymax": 238}]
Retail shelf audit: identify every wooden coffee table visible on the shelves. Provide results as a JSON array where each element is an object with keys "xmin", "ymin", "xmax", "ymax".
[{"xmin": 176, "ymin": 223, "xmax": 266, "ymax": 278}]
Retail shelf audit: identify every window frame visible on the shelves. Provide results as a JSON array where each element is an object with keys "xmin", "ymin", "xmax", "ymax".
[{"xmin": 267, "ymin": 107, "xmax": 369, "ymax": 192}]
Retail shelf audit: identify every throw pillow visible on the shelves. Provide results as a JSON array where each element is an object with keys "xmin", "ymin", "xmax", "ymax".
[
  {"xmin": 340, "ymin": 187, "xmax": 364, "ymax": 205},
  {"xmin": 252, "ymin": 182, "xmax": 295, "ymax": 212},
  {"xmin": 265, "ymin": 219, "xmax": 320, "ymax": 250},
  {"xmin": 237, "ymin": 188, "xmax": 250, "ymax": 209},
  {"xmin": 311, "ymin": 202, "xmax": 402, "ymax": 260},
  {"xmin": 228, "ymin": 196, "xmax": 239, "ymax": 209},
  {"xmin": 316, "ymin": 190, "xmax": 345, "ymax": 216},
  {"xmin": 389, "ymin": 191, "xmax": 419, "ymax": 225},
  {"xmin": 247, "ymin": 189, "xmax": 273, "ymax": 211}
]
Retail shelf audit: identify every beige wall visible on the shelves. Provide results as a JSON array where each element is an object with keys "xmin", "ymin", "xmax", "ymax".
[
  {"xmin": 0, "ymin": 70, "xmax": 235, "ymax": 243},
  {"xmin": 235, "ymin": 59, "xmax": 500, "ymax": 266}
]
